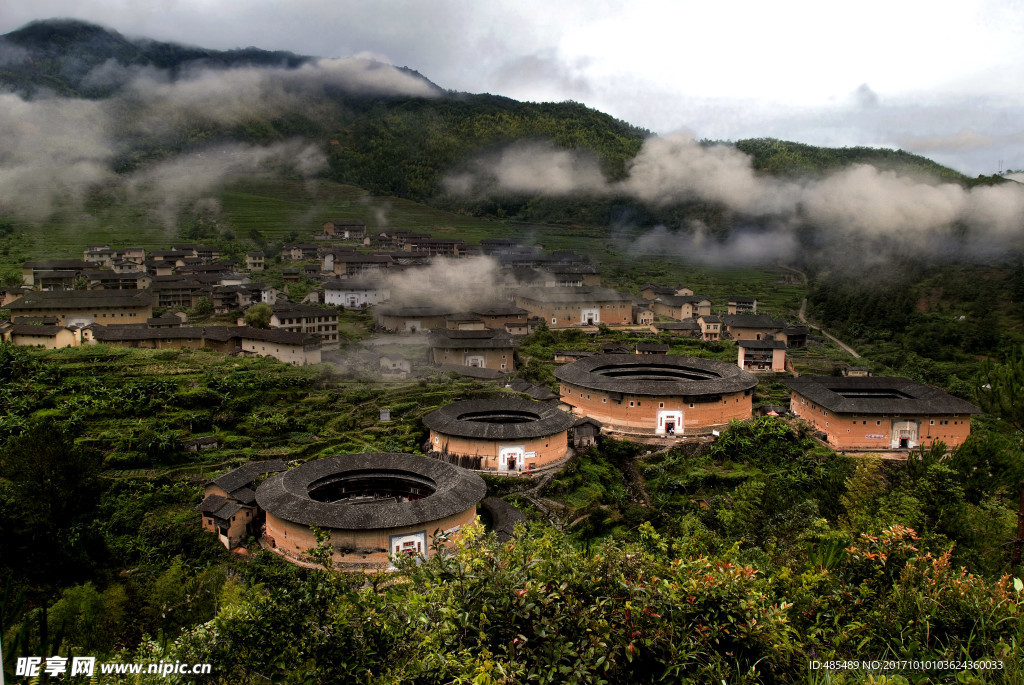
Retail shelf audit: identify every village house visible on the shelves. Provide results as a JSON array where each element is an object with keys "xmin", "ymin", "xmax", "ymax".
[
  {"xmin": 150, "ymin": 275, "xmax": 208, "ymax": 309},
  {"xmin": 404, "ymin": 238, "xmax": 464, "ymax": 256},
  {"xmin": 697, "ymin": 314, "xmax": 723, "ymax": 341},
  {"xmin": 721, "ymin": 314, "xmax": 784, "ymax": 342},
  {"xmin": 728, "ymin": 296, "xmax": 757, "ymax": 314},
  {"xmin": 737, "ymin": 339, "xmax": 787, "ymax": 372},
  {"xmin": 633, "ymin": 305, "xmax": 654, "ymax": 325},
  {"xmin": 778, "ymin": 325, "xmax": 808, "ymax": 348},
  {"xmin": 375, "ymin": 304, "xmax": 455, "ymax": 334},
  {"xmin": 323, "ymin": 279, "xmax": 391, "ymax": 308},
  {"xmin": 650, "ymin": 293, "xmax": 713, "ymax": 321},
  {"xmin": 21, "ymin": 260, "xmax": 92, "ymax": 288},
  {"xmin": 545, "ymin": 264, "xmax": 601, "ymax": 287},
  {"xmin": 640, "ymin": 284, "xmax": 694, "ymax": 300},
  {"xmin": 322, "ymin": 251, "xmax": 393, "ymax": 277},
  {"xmin": 636, "ymin": 343, "xmax": 670, "ymax": 355},
  {"xmin": 198, "ymin": 460, "xmax": 288, "ymax": 549},
  {"xmin": 479, "ymin": 238, "xmax": 522, "ymax": 254},
  {"xmin": 91, "ymin": 325, "xmax": 322, "ymax": 365},
  {"xmin": 84, "ymin": 271, "xmax": 153, "ymax": 290},
  {"xmin": 428, "ymin": 328, "xmax": 517, "ymax": 371},
  {"xmin": 444, "ymin": 314, "xmax": 487, "ymax": 331},
  {"xmin": 269, "ymin": 303, "xmax": 340, "ymax": 349},
  {"xmin": 1, "ymin": 324, "xmax": 80, "ymax": 349},
  {"xmin": 7, "ymin": 289, "xmax": 155, "ymax": 326},
  {"xmin": 653, "ymin": 320, "xmax": 701, "ymax": 337},
  {"xmin": 379, "ymin": 355, "xmax": 412, "ymax": 378},
  {"xmin": 467, "ymin": 304, "xmax": 529, "ymax": 331},
  {"xmin": 322, "ymin": 220, "xmax": 367, "ymax": 240},
  {"xmin": 504, "ymin": 317, "xmax": 541, "ymax": 337},
  {"xmin": 514, "ymin": 287, "xmax": 633, "ymax": 328},
  {"xmin": 245, "ymin": 252, "xmax": 265, "ymax": 271},
  {"xmin": 281, "ymin": 244, "xmax": 320, "ymax": 261},
  {"xmin": 784, "ymin": 376, "xmax": 980, "ymax": 451}
]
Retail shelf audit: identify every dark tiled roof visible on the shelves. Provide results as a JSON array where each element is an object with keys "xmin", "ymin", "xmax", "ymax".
[
  {"xmin": 636, "ymin": 343, "xmax": 670, "ymax": 352},
  {"xmin": 230, "ymin": 487, "xmax": 257, "ymax": 505},
  {"xmin": 554, "ymin": 354, "xmax": 758, "ymax": 397},
  {"xmin": 429, "ymin": 329, "xmax": 516, "ymax": 349},
  {"xmin": 722, "ymin": 314, "xmax": 783, "ymax": 329},
  {"xmin": 8, "ymin": 325, "xmax": 67, "ymax": 337},
  {"xmin": 323, "ymin": 279, "xmax": 386, "ymax": 290},
  {"xmin": 214, "ymin": 501, "xmax": 245, "ymax": 520},
  {"xmin": 699, "ymin": 315, "xmax": 723, "ymax": 323},
  {"xmin": 255, "ymin": 453, "xmax": 486, "ymax": 529},
  {"xmin": 197, "ymin": 494, "xmax": 229, "ymax": 514},
  {"xmin": 507, "ymin": 378, "xmax": 560, "ymax": 401},
  {"xmin": 480, "ymin": 496, "xmax": 527, "ymax": 542},
  {"xmin": 516, "ymin": 287, "xmax": 632, "ymax": 303},
  {"xmin": 738, "ymin": 339, "xmax": 787, "ymax": 349},
  {"xmin": 9, "ymin": 290, "xmax": 154, "ymax": 310},
  {"xmin": 423, "ymin": 398, "xmax": 573, "ymax": 440},
  {"xmin": 783, "ymin": 376, "xmax": 980, "ymax": 415},
  {"xmin": 210, "ymin": 459, "xmax": 288, "ymax": 493},
  {"xmin": 729, "ymin": 296, "xmax": 756, "ymax": 303},
  {"xmin": 653, "ymin": 294, "xmax": 711, "ymax": 306},
  {"xmin": 471, "ymin": 305, "xmax": 528, "ymax": 317},
  {"xmin": 377, "ymin": 305, "xmax": 456, "ymax": 317}
]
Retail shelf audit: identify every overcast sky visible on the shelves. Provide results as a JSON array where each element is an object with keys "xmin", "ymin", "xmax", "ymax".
[{"xmin": 3, "ymin": 0, "xmax": 1024, "ymax": 175}]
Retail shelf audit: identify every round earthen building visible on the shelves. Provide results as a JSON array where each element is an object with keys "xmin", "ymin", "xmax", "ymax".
[
  {"xmin": 554, "ymin": 354, "xmax": 757, "ymax": 435},
  {"xmin": 255, "ymin": 453, "xmax": 485, "ymax": 570},
  {"xmin": 422, "ymin": 398, "xmax": 574, "ymax": 473}
]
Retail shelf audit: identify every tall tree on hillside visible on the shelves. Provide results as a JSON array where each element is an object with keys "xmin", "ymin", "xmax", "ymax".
[
  {"xmin": 976, "ymin": 348, "xmax": 1024, "ymax": 564},
  {"xmin": 0, "ymin": 420, "xmax": 106, "ymax": 583}
]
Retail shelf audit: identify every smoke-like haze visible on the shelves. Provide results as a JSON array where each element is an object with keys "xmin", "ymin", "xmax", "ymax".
[
  {"xmin": 384, "ymin": 255, "xmax": 513, "ymax": 310},
  {"xmin": 444, "ymin": 131, "xmax": 1024, "ymax": 265},
  {"xmin": 0, "ymin": 56, "xmax": 435, "ymax": 224}
]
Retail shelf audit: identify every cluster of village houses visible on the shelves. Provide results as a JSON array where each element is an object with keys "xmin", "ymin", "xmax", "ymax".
[{"xmin": 0, "ymin": 219, "xmax": 811, "ymax": 373}]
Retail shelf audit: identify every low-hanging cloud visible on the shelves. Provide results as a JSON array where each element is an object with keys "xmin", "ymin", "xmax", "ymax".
[
  {"xmin": 445, "ymin": 130, "xmax": 1024, "ymax": 264},
  {"xmin": 0, "ymin": 53, "xmax": 434, "ymax": 224}
]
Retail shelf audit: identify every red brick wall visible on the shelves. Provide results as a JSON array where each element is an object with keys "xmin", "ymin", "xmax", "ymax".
[
  {"xmin": 790, "ymin": 391, "xmax": 972, "ymax": 449},
  {"xmin": 560, "ymin": 381, "xmax": 752, "ymax": 433},
  {"xmin": 430, "ymin": 346, "xmax": 515, "ymax": 371},
  {"xmin": 265, "ymin": 508, "xmax": 477, "ymax": 568},
  {"xmin": 428, "ymin": 430, "xmax": 569, "ymax": 469},
  {"xmin": 514, "ymin": 297, "xmax": 632, "ymax": 327}
]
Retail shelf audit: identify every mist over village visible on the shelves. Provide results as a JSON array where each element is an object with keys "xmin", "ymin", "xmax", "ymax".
[{"xmin": 2, "ymin": 3, "xmax": 1024, "ymax": 683}]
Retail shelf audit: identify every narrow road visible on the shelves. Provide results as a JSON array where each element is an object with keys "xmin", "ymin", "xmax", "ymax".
[{"xmin": 798, "ymin": 297, "xmax": 862, "ymax": 359}]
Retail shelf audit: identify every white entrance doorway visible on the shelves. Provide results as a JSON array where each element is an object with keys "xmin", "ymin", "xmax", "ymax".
[
  {"xmin": 657, "ymin": 410, "xmax": 683, "ymax": 435},
  {"xmin": 891, "ymin": 420, "xmax": 919, "ymax": 449},
  {"xmin": 388, "ymin": 531, "xmax": 427, "ymax": 568},
  {"xmin": 499, "ymin": 445, "xmax": 525, "ymax": 472},
  {"xmin": 404, "ymin": 320, "xmax": 422, "ymax": 333},
  {"xmin": 465, "ymin": 355, "xmax": 485, "ymax": 368},
  {"xmin": 581, "ymin": 308, "xmax": 600, "ymax": 325}
]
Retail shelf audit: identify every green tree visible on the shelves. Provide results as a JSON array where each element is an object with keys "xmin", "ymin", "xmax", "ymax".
[
  {"xmin": 0, "ymin": 420, "xmax": 106, "ymax": 583},
  {"xmin": 243, "ymin": 302, "xmax": 272, "ymax": 328},
  {"xmin": 191, "ymin": 296, "xmax": 214, "ymax": 318},
  {"xmin": 975, "ymin": 347, "xmax": 1024, "ymax": 563}
]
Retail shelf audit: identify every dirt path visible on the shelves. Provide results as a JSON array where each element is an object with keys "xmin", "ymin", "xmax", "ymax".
[{"xmin": 797, "ymin": 297, "xmax": 862, "ymax": 359}]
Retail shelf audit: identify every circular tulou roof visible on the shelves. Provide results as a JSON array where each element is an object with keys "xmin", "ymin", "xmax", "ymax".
[
  {"xmin": 422, "ymin": 397, "xmax": 574, "ymax": 440},
  {"xmin": 554, "ymin": 353, "xmax": 757, "ymax": 396},
  {"xmin": 255, "ymin": 453, "xmax": 486, "ymax": 530}
]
